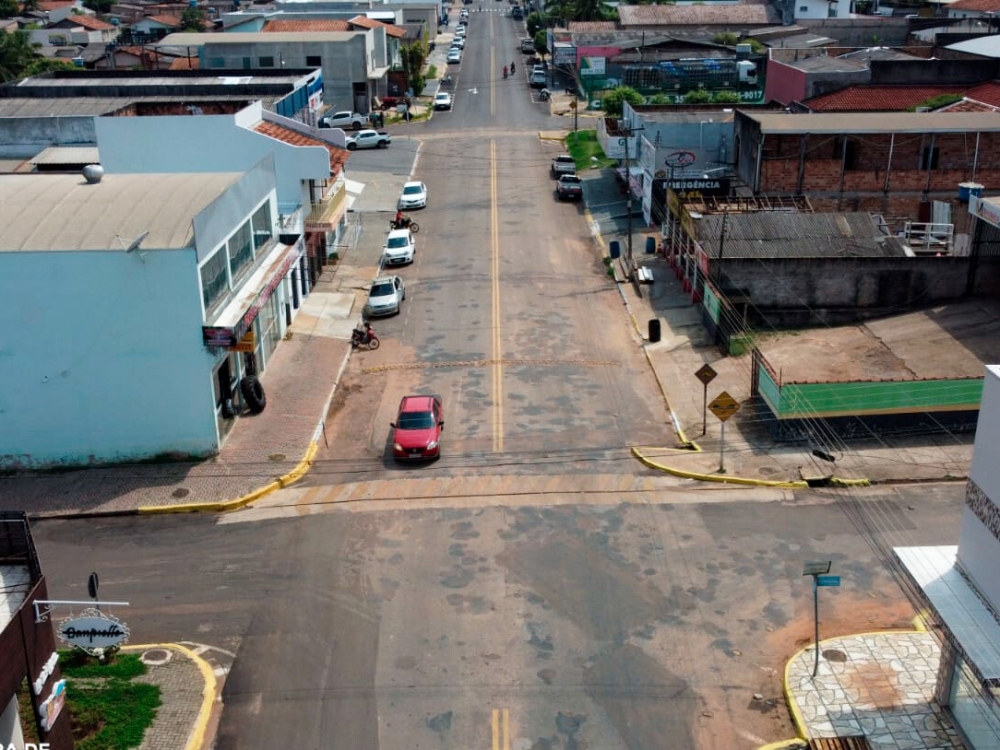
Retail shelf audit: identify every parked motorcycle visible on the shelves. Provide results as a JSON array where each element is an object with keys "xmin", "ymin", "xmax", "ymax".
[
  {"xmin": 539, "ymin": 88, "xmax": 551, "ymax": 101},
  {"xmin": 390, "ymin": 217, "xmax": 420, "ymax": 233},
  {"xmin": 351, "ymin": 323, "xmax": 381, "ymax": 350},
  {"xmin": 441, "ymin": 75, "xmax": 454, "ymax": 87}
]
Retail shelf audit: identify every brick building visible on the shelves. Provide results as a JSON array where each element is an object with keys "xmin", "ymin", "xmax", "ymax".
[
  {"xmin": 0, "ymin": 513, "xmax": 73, "ymax": 750},
  {"xmin": 733, "ymin": 110, "xmax": 1000, "ymax": 217}
]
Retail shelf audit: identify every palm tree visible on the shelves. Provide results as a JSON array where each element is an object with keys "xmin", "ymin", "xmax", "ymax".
[
  {"xmin": 0, "ymin": 31, "xmax": 41, "ymax": 82},
  {"xmin": 571, "ymin": 0, "xmax": 607, "ymax": 22}
]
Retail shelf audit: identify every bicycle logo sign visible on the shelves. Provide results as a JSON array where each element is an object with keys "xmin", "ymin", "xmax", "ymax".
[{"xmin": 664, "ymin": 151, "xmax": 696, "ymax": 168}]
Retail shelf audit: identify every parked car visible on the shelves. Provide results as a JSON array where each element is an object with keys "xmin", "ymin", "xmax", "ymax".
[
  {"xmin": 398, "ymin": 181, "xmax": 428, "ymax": 209},
  {"xmin": 520, "ymin": 38, "xmax": 535, "ymax": 53},
  {"xmin": 447, "ymin": 49, "xmax": 462, "ymax": 64},
  {"xmin": 346, "ymin": 129, "xmax": 391, "ymax": 150},
  {"xmin": 318, "ymin": 110, "xmax": 369, "ymax": 130},
  {"xmin": 455, "ymin": 25, "xmax": 467, "ymax": 36},
  {"xmin": 551, "ymin": 154, "xmax": 576, "ymax": 176},
  {"xmin": 511, "ymin": 6, "xmax": 523, "ymax": 18},
  {"xmin": 451, "ymin": 36, "xmax": 465, "ymax": 49},
  {"xmin": 390, "ymin": 395, "xmax": 444, "ymax": 460},
  {"xmin": 383, "ymin": 229, "xmax": 416, "ymax": 265},
  {"xmin": 556, "ymin": 174, "xmax": 583, "ymax": 201},
  {"xmin": 366, "ymin": 275, "xmax": 405, "ymax": 316},
  {"xmin": 434, "ymin": 92, "xmax": 454, "ymax": 110},
  {"xmin": 530, "ymin": 69, "xmax": 547, "ymax": 88}
]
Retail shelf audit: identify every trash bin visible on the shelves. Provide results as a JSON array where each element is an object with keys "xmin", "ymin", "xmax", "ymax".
[
  {"xmin": 645, "ymin": 237, "xmax": 656, "ymax": 254},
  {"xmin": 609, "ymin": 240, "xmax": 621, "ymax": 259},
  {"xmin": 648, "ymin": 319, "xmax": 661, "ymax": 343}
]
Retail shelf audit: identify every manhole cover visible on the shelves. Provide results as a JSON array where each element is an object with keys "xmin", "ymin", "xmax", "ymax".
[
  {"xmin": 823, "ymin": 648, "xmax": 848, "ymax": 662},
  {"xmin": 759, "ymin": 467, "xmax": 778, "ymax": 476},
  {"xmin": 171, "ymin": 488, "xmax": 190, "ymax": 499},
  {"xmin": 140, "ymin": 649, "xmax": 172, "ymax": 666},
  {"xmin": 269, "ymin": 453, "xmax": 286, "ymax": 462}
]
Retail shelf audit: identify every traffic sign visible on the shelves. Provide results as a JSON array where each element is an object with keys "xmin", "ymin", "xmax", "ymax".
[
  {"xmin": 708, "ymin": 391, "xmax": 740, "ymax": 422},
  {"xmin": 694, "ymin": 363, "xmax": 717, "ymax": 386},
  {"xmin": 816, "ymin": 575, "xmax": 841, "ymax": 587}
]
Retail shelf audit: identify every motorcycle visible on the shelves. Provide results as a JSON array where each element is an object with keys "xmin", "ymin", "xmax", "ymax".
[
  {"xmin": 539, "ymin": 88, "xmax": 551, "ymax": 101},
  {"xmin": 351, "ymin": 324, "xmax": 380, "ymax": 350},
  {"xmin": 390, "ymin": 217, "xmax": 420, "ymax": 233},
  {"xmin": 441, "ymin": 75, "xmax": 454, "ymax": 87}
]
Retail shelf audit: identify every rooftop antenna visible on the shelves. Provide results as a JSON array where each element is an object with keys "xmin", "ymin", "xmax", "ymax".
[{"xmin": 117, "ymin": 230, "xmax": 150, "ymax": 262}]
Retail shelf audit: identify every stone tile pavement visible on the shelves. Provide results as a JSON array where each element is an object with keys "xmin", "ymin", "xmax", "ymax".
[
  {"xmin": 128, "ymin": 646, "xmax": 211, "ymax": 750},
  {"xmin": 786, "ymin": 632, "xmax": 966, "ymax": 750}
]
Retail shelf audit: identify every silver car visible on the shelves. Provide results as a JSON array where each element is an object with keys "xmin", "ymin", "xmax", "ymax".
[{"xmin": 366, "ymin": 275, "xmax": 406, "ymax": 317}]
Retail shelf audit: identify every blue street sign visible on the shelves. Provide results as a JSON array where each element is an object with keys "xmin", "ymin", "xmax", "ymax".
[{"xmin": 816, "ymin": 575, "xmax": 841, "ymax": 587}]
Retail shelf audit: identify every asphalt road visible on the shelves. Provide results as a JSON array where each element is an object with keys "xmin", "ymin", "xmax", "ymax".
[
  {"xmin": 313, "ymin": 8, "xmax": 672, "ymax": 478},
  {"xmin": 31, "ymin": 483, "xmax": 964, "ymax": 750}
]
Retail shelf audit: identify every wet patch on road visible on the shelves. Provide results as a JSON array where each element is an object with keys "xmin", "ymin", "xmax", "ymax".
[{"xmin": 445, "ymin": 593, "xmax": 492, "ymax": 614}]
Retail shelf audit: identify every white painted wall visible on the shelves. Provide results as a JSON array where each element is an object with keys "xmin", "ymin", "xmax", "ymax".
[
  {"xmin": 959, "ymin": 365, "xmax": 1000, "ymax": 608},
  {"xmin": 0, "ymin": 249, "xmax": 219, "ymax": 468},
  {"xmin": 95, "ymin": 103, "xmax": 329, "ymax": 206},
  {"xmin": 794, "ymin": 0, "xmax": 850, "ymax": 19}
]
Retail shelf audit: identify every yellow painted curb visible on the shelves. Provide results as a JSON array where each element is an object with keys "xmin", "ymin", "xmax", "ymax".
[
  {"xmin": 632, "ymin": 446, "xmax": 810, "ymax": 488},
  {"xmin": 757, "ymin": 741, "xmax": 807, "ymax": 750},
  {"xmin": 782, "ymin": 629, "xmax": 926, "ymax": 741},
  {"xmin": 137, "ymin": 440, "xmax": 319, "ymax": 515},
  {"xmin": 122, "ymin": 643, "xmax": 217, "ymax": 750}
]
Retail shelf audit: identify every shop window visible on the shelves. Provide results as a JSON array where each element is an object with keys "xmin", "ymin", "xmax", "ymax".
[
  {"xmin": 259, "ymin": 56, "xmax": 275, "ymax": 67},
  {"xmin": 252, "ymin": 202, "xmax": 273, "ymax": 250},
  {"xmin": 228, "ymin": 220, "xmax": 255, "ymax": 283},
  {"xmin": 306, "ymin": 55, "xmax": 322, "ymax": 67},
  {"xmin": 200, "ymin": 247, "xmax": 229, "ymax": 312}
]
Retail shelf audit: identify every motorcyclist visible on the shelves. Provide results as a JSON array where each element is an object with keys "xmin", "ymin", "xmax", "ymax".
[
  {"xmin": 353, "ymin": 321, "xmax": 374, "ymax": 344},
  {"xmin": 394, "ymin": 209, "xmax": 405, "ymax": 229},
  {"xmin": 503, "ymin": 65, "xmax": 508, "ymax": 79},
  {"xmin": 510, "ymin": 61, "xmax": 516, "ymax": 74}
]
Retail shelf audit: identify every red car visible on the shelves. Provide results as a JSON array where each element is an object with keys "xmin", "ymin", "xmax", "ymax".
[{"xmin": 391, "ymin": 395, "xmax": 444, "ymax": 460}]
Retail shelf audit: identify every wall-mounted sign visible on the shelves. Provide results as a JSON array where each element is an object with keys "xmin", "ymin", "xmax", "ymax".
[
  {"xmin": 203, "ymin": 326, "xmax": 235, "ymax": 348},
  {"xmin": 664, "ymin": 151, "xmax": 696, "ymax": 168},
  {"xmin": 580, "ymin": 56, "xmax": 605, "ymax": 76},
  {"xmin": 971, "ymin": 195, "xmax": 1000, "ymax": 229},
  {"xmin": 33, "ymin": 652, "xmax": 59, "ymax": 696},
  {"xmin": 58, "ymin": 610, "xmax": 130, "ymax": 653},
  {"xmin": 230, "ymin": 330, "xmax": 256, "ymax": 354},
  {"xmin": 38, "ymin": 679, "xmax": 66, "ymax": 732}
]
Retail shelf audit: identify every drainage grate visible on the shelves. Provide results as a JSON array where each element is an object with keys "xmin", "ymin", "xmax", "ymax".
[{"xmin": 809, "ymin": 737, "xmax": 871, "ymax": 750}]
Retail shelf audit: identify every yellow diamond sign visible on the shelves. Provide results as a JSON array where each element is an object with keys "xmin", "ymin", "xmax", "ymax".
[{"xmin": 708, "ymin": 391, "xmax": 740, "ymax": 422}]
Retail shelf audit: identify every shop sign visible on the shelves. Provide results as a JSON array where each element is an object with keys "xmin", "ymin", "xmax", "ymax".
[
  {"xmin": 580, "ymin": 56, "xmax": 605, "ymax": 76},
  {"xmin": 58, "ymin": 611, "xmax": 130, "ymax": 651},
  {"xmin": 230, "ymin": 330, "xmax": 256, "ymax": 354},
  {"xmin": 38, "ymin": 679, "xmax": 66, "ymax": 732},
  {"xmin": 971, "ymin": 195, "xmax": 1000, "ymax": 229},
  {"xmin": 551, "ymin": 43, "xmax": 576, "ymax": 67},
  {"xmin": 203, "ymin": 326, "xmax": 235, "ymax": 348},
  {"xmin": 33, "ymin": 652, "xmax": 59, "ymax": 695},
  {"xmin": 664, "ymin": 151, "xmax": 696, "ymax": 168}
]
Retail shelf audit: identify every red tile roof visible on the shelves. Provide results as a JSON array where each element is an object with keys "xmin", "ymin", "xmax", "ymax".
[
  {"xmin": 618, "ymin": 3, "xmax": 778, "ymax": 26},
  {"xmin": 262, "ymin": 19, "xmax": 350, "ymax": 32},
  {"xmin": 803, "ymin": 85, "xmax": 968, "ymax": 111},
  {"xmin": 948, "ymin": 0, "xmax": 1000, "ymax": 11},
  {"xmin": 962, "ymin": 80, "xmax": 1000, "ymax": 108},
  {"xmin": 36, "ymin": 1, "xmax": 75, "ymax": 10},
  {"xmin": 69, "ymin": 14, "xmax": 116, "ymax": 30},
  {"xmin": 169, "ymin": 55, "xmax": 199, "ymax": 69},
  {"xmin": 254, "ymin": 121, "xmax": 349, "ymax": 177},
  {"xmin": 568, "ymin": 21, "xmax": 617, "ymax": 31},
  {"xmin": 347, "ymin": 15, "xmax": 406, "ymax": 37},
  {"xmin": 941, "ymin": 99, "xmax": 999, "ymax": 112},
  {"xmin": 145, "ymin": 13, "xmax": 182, "ymax": 27}
]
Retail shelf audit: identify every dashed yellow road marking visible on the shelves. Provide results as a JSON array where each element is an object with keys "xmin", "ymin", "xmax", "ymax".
[
  {"xmin": 491, "ymin": 140, "xmax": 504, "ymax": 453},
  {"xmin": 491, "ymin": 708, "xmax": 510, "ymax": 750},
  {"xmin": 360, "ymin": 358, "xmax": 618, "ymax": 374}
]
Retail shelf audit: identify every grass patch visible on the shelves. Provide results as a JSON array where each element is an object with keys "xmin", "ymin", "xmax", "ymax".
[
  {"xmin": 427, "ymin": 64, "xmax": 438, "ymax": 79},
  {"xmin": 59, "ymin": 650, "xmax": 146, "ymax": 680},
  {"xmin": 59, "ymin": 651, "xmax": 161, "ymax": 750},
  {"xmin": 565, "ymin": 130, "xmax": 616, "ymax": 171}
]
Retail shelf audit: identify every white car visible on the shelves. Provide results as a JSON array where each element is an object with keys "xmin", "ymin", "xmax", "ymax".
[
  {"xmin": 398, "ymin": 181, "xmax": 428, "ymax": 209},
  {"xmin": 434, "ymin": 92, "xmax": 453, "ymax": 110},
  {"xmin": 345, "ymin": 129, "xmax": 391, "ymax": 150},
  {"xmin": 455, "ymin": 25, "xmax": 467, "ymax": 37},
  {"xmin": 451, "ymin": 36, "xmax": 465, "ymax": 49},
  {"xmin": 383, "ymin": 229, "xmax": 415, "ymax": 265},
  {"xmin": 447, "ymin": 49, "xmax": 462, "ymax": 64},
  {"xmin": 366, "ymin": 275, "xmax": 405, "ymax": 317}
]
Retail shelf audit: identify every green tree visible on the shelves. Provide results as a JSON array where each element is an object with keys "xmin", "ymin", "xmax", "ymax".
[
  {"xmin": 646, "ymin": 93, "xmax": 672, "ymax": 105},
  {"xmin": 683, "ymin": 88, "xmax": 711, "ymax": 104},
  {"xmin": 712, "ymin": 31, "xmax": 739, "ymax": 45},
  {"xmin": 571, "ymin": 0, "xmax": 607, "ymax": 21},
  {"xmin": 22, "ymin": 57, "xmax": 79, "ymax": 76},
  {"xmin": 601, "ymin": 85, "xmax": 643, "ymax": 116},
  {"xmin": 533, "ymin": 29, "xmax": 549, "ymax": 58},
  {"xmin": 526, "ymin": 11, "xmax": 546, "ymax": 38},
  {"xmin": 0, "ymin": 31, "xmax": 41, "ymax": 82},
  {"xmin": 181, "ymin": 7, "xmax": 206, "ymax": 31},
  {"xmin": 712, "ymin": 90, "xmax": 740, "ymax": 103},
  {"xmin": 21, "ymin": 0, "xmax": 39, "ymax": 11},
  {"xmin": 400, "ymin": 42, "xmax": 427, "ymax": 94},
  {"xmin": 83, "ymin": 0, "xmax": 115, "ymax": 11},
  {"xmin": 744, "ymin": 38, "xmax": 765, "ymax": 53},
  {"xmin": 0, "ymin": 0, "xmax": 18, "ymax": 18}
]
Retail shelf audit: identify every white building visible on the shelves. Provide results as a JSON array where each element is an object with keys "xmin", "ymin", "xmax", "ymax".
[
  {"xmin": 896, "ymin": 365, "xmax": 1000, "ymax": 749},
  {"xmin": 0, "ymin": 159, "xmax": 306, "ymax": 469},
  {"xmin": 793, "ymin": 0, "xmax": 853, "ymax": 20}
]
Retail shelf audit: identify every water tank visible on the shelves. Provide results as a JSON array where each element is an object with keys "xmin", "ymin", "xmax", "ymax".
[
  {"xmin": 82, "ymin": 164, "xmax": 104, "ymax": 184},
  {"xmin": 735, "ymin": 43, "xmax": 752, "ymax": 57},
  {"xmin": 959, "ymin": 182, "xmax": 984, "ymax": 202}
]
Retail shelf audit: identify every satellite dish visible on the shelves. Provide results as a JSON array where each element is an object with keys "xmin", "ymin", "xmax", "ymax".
[{"xmin": 125, "ymin": 230, "xmax": 150, "ymax": 253}]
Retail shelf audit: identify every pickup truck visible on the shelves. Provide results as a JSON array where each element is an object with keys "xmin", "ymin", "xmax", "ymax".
[
  {"xmin": 556, "ymin": 174, "xmax": 583, "ymax": 201},
  {"xmin": 346, "ymin": 129, "xmax": 392, "ymax": 150},
  {"xmin": 551, "ymin": 154, "xmax": 576, "ymax": 177},
  {"xmin": 318, "ymin": 110, "xmax": 370, "ymax": 130}
]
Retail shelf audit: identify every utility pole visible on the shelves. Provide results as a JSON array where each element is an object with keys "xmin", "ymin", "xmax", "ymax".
[{"xmin": 620, "ymin": 121, "xmax": 645, "ymax": 280}]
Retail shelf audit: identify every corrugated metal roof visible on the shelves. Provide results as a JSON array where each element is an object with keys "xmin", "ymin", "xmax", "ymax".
[
  {"xmin": 0, "ymin": 172, "xmax": 243, "ymax": 252},
  {"xmin": 803, "ymin": 85, "xmax": 967, "ymax": 112},
  {"xmin": 160, "ymin": 31, "xmax": 362, "ymax": 44},
  {"xmin": 693, "ymin": 212, "xmax": 904, "ymax": 259},
  {"xmin": 29, "ymin": 146, "xmax": 100, "ymax": 166},
  {"xmin": 0, "ymin": 95, "xmax": 280, "ymax": 117},
  {"xmin": 619, "ymin": 4, "xmax": 778, "ymax": 26},
  {"xmin": 744, "ymin": 110, "xmax": 1000, "ymax": 134}
]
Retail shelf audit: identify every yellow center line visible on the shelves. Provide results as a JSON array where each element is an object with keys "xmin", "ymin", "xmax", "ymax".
[
  {"xmin": 490, "ymin": 28, "xmax": 496, "ymax": 116},
  {"xmin": 490, "ymin": 140, "xmax": 504, "ymax": 453},
  {"xmin": 492, "ymin": 709, "xmax": 500, "ymax": 750},
  {"xmin": 503, "ymin": 708, "xmax": 510, "ymax": 750},
  {"xmin": 491, "ymin": 708, "xmax": 510, "ymax": 750}
]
